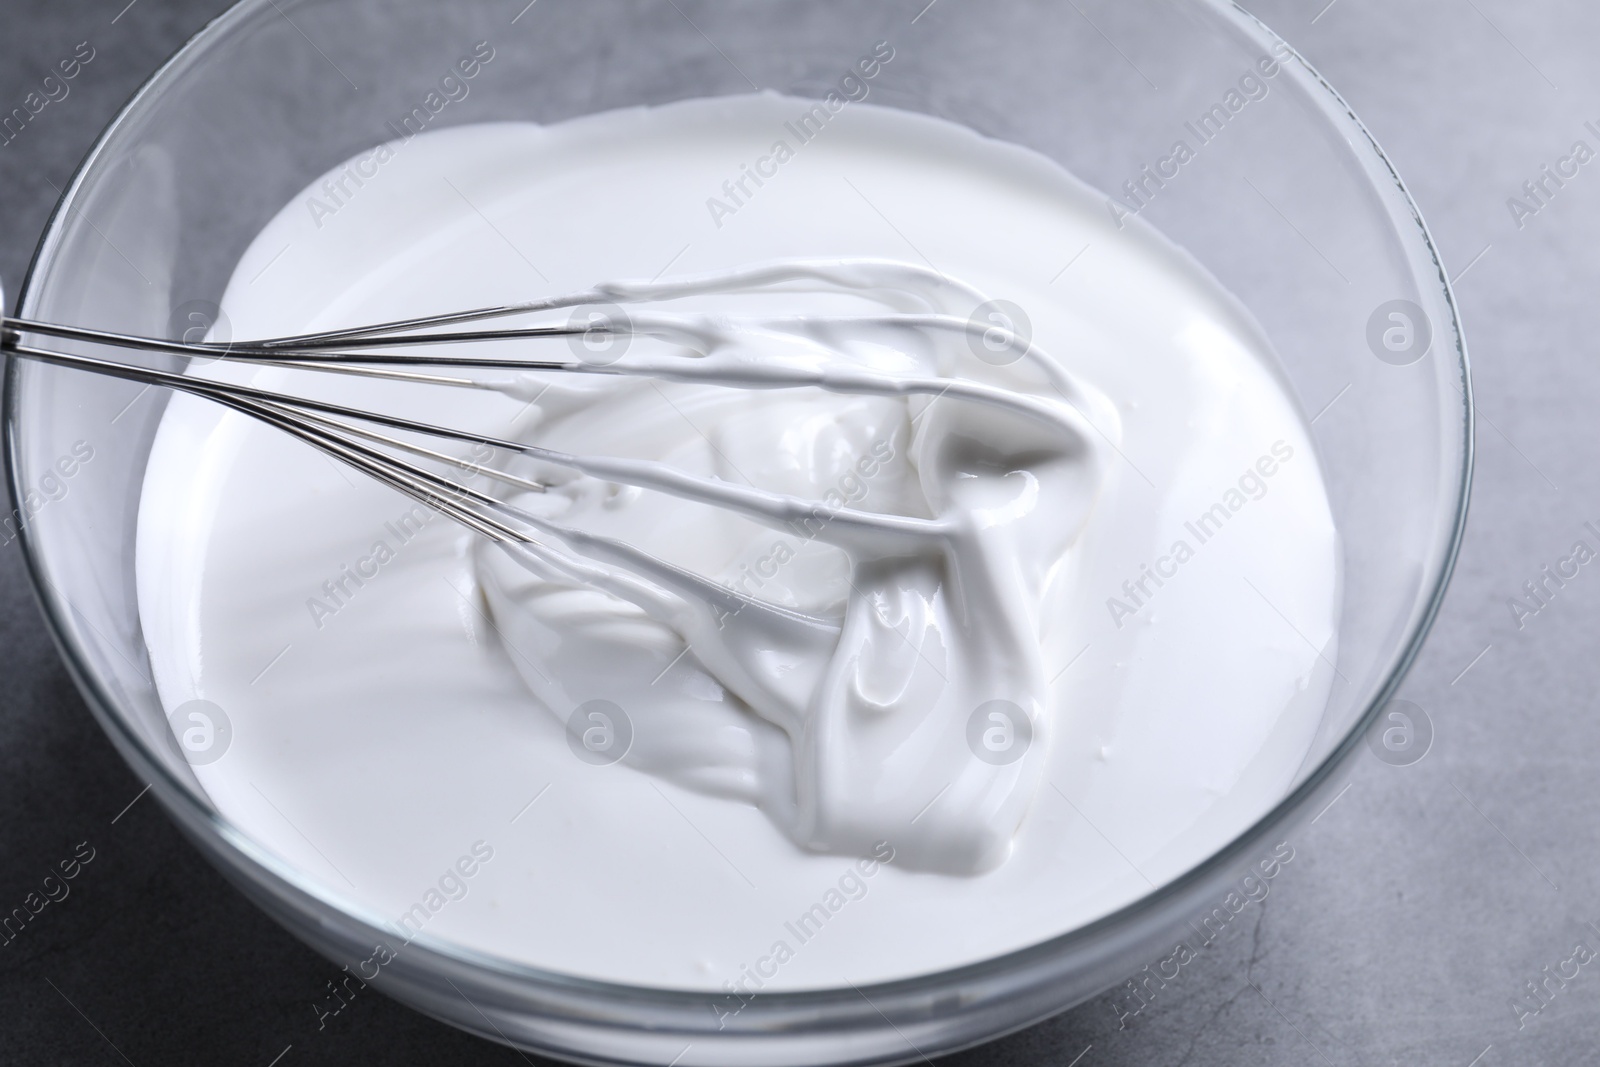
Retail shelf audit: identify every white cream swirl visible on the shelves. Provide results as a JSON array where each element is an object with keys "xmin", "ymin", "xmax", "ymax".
[{"xmin": 477, "ymin": 260, "xmax": 1118, "ymax": 873}]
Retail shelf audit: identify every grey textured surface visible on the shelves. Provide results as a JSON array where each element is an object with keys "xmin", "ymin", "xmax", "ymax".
[{"xmin": 0, "ymin": 1, "xmax": 1595, "ymax": 1064}]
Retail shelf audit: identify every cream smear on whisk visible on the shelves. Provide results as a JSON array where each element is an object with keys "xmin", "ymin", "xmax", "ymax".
[
  {"xmin": 468, "ymin": 258, "xmax": 1115, "ymax": 876},
  {"xmin": 136, "ymin": 94, "xmax": 1339, "ymax": 989}
]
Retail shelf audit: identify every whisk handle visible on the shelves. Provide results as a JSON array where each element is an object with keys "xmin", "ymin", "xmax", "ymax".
[{"xmin": 0, "ymin": 276, "xmax": 15, "ymax": 351}]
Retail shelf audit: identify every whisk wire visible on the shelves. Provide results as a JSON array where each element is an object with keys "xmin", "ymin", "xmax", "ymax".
[{"xmin": 1, "ymin": 258, "xmax": 1101, "ymax": 628}]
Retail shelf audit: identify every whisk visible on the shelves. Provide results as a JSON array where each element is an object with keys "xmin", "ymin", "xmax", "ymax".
[
  {"xmin": 4, "ymin": 258, "xmax": 1120, "ymax": 870},
  {"xmin": 0, "ymin": 259, "xmax": 1108, "ymax": 670}
]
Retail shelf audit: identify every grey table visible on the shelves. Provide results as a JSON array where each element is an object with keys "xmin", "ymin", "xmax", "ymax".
[{"xmin": 1, "ymin": 1, "xmax": 1595, "ymax": 1064}]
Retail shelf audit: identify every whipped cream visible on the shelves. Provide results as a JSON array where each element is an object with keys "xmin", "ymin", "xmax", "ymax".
[
  {"xmin": 469, "ymin": 257, "xmax": 1117, "ymax": 876},
  {"xmin": 136, "ymin": 94, "xmax": 1340, "ymax": 990}
]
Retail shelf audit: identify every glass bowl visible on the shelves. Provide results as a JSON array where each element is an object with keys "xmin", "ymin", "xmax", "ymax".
[{"xmin": 3, "ymin": 1, "xmax": 1470, "ymax": 1063}]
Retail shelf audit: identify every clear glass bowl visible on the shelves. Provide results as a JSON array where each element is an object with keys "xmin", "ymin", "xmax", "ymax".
[{"xmin": 4, "ymin": 1, "xmax": 1470, "ymax": 1063}]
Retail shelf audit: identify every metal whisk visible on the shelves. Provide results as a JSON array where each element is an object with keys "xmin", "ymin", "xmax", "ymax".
[{"xmin": 0, "ymin": 259, "xmax": 1105, "ymax": 647}]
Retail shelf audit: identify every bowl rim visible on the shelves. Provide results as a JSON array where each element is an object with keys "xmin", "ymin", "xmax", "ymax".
[{"xmin": 4, "ymin": 0, "xmax": 1473, "ymax": 1042}]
